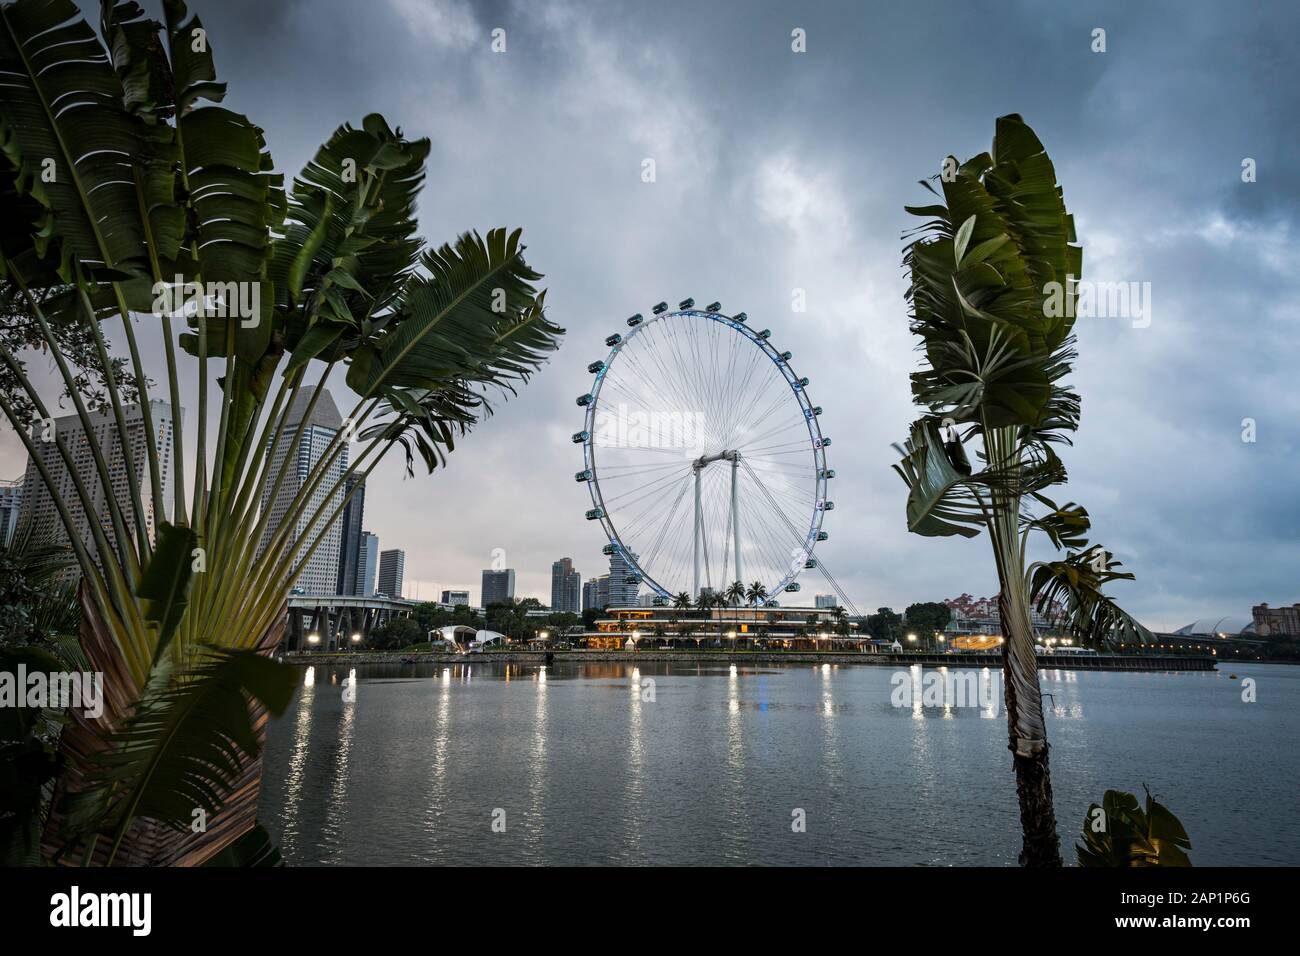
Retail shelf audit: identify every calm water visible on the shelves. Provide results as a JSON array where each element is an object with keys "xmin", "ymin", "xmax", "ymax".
[{"xmin": 258, "ymin": 660, "xmax": 1300, "ymax": 865}]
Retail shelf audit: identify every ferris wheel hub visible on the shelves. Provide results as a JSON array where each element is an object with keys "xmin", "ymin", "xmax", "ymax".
[{"xmin": 692, "ymin": 449, "xmax": 740, "ymax": 470}]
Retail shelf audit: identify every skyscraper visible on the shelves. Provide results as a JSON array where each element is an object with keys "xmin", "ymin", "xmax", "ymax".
[
  {"xmin": 258, "ymin": 389, "xmax": 347, "ymax": 595},
  {"xmin": 19, "ymin": 401, "xmax": 178, "ymax": 563},
  {"xmin": 815, "ymin": 594, "xmax": 838, "ymax": 609},
  {"xmin": 551, "ymin": 557, "xmax": 581, "ymax": 614},
  {"xmin": 440, "ymin": 589, "xmax": 471, "ymax": 606},
  {"xmin": 356, "ymin": 532, "xmax": 379, "ymax": 597},
  {"xmin": 0, "ymin": 477, "xmax": 23, "ymax": 548},
  {"xmin": 336, "ymin": 475, "xmax": 365, "ymax": 595},
  {"xmin": 608, "ymin": 549, "xmax": 639, "ymax": 607},
  {"xmin": 481, "ymin": 568, "xmax": 516, "ymax": 605},
  {"xmin": 583, "ymin": 574, "xmax": 610, "ymax": 612},
  {"xmin": 378, "ymin": 548, "xmax": 405, "ymax": 598}
]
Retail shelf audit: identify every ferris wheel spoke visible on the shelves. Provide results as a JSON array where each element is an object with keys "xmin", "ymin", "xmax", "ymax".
[
  {"xmin": 638, "ymin": 475, "xmax": 694, "ymax": 583},
  {"xmin": 599, "ymin": 466, "xmax": 693, "ymax": 509},
  {"xmin": 739, "ymin": 416, "xmax": 806, "ymax": 452},
  {"xmin": 733, "ymin": 388, "xmax": 795, "ymax": 444},
  {"xmin": 719, "ymin": 338, "xmax": 761, "ymax": 443},
  {"xmin": 616, "ymin": 473, "xmax": 694, "ymax": 533}
]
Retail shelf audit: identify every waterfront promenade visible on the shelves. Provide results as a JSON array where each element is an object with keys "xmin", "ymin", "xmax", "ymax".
[{"xmin": 282, "ymin": 649, "xmax": 1217, "ymax": 671}]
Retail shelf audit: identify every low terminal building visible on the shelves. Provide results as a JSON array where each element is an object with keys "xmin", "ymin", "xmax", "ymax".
[{"xmin": 577, "ymin": 604, "xmax": 867, "ymax": 651}]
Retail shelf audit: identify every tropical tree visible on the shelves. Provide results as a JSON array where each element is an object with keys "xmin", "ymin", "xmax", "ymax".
[
  {"xmin": 904, "ymin": 601, "xmax": 951, "ymax": 636},
  {"xmin": 893, "ymin": 114, "xmax": 1150, "ymax": 866},
  {"xmin": 745, "ymin": 581, "xmax": 767, "ymax": 607},
  {"xmin": 0, "ymin": 0, "xmax": 561, "ymax": 865},
  {"xmin": 866, "ymin": 607, "xmax": 903, "ymax": 642},
  {"xmin": 725, "ymin": 580, "xmax": 745, "ymax": 608},
  {"xmin": 672, "ymin": 591, "xmax": 692, "ymax": 611},
  {"xmin": 831, "ymin": 605, "xmax": 850, "ymax": 639},
  {"xmin": 0, "ymin": 528, "xmax": 78, "ymax": 647},
  {"xmin": 695, "ymin": 591, "xmax": 712, "ymax": 618}
]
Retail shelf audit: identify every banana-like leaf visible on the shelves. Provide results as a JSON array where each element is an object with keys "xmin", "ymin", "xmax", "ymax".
[
  {"xmin": 271, "ymin": 112, "xmax": 429, "ymax": 344},
  {"xmin": 1077, "ymin": 787, "xmax": 1192, "ymax": 867},
  {"xmin": 892, "ymin": 419, "xmax": 986, "ymax": 538},
  {"xmin": 135, "ymin": 521, "xmax": 198, "ymax": 663},
  {"xmin": 1023, "ymin": 493, "xmax": 1091, "ymax": 550},
  {"xmin": 70, "ymin": 647, "xmax": 296, "ymax": 862},
  {"xmin": 0, "ymin": 0, "xmax": 159, "ymax": 281},
  {"xmin": 346, "ymin": 229, "xmax": 562, "ymax": 399},
  {"xmin": 903, "ymin": 114, "xmax": 1082, "ymax": 433},
  {"xmin": 1027, "ymin": 547, "xmax": 1153, "ymax": 647}
]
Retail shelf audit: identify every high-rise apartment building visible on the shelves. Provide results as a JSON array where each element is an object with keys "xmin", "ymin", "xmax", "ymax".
[
  {"xmin": 551, "ymin": 557, "xmax": 581, "ymax": 614},
  {"xmin": 607, "ymin": 549, "xmax": 639, "ymax": 607},
  {"xmin": 259, "ymin": 389, "xmax": 346, "ymax": 595},
  {"xmin": 583, "ymin": 574, "xmax": 610, "ymax": 612},
  {"xmin": 356, "ymin": 532, "xmax": 379, "ymax": 597},
  {"xmin": 815, "ymin": 594, "xmax": 838, "ymax": 609},
  {"xmin": 336, "ymin": 475, "xmax": 365, "ymax": 595},
  {"xmin": 481, "ymin": 568, "xmax": 516, "ymax": 605},
  {"xmin": 0, "ymin": 477, "xmax": 23, "ymax": 547},
  {"xmin": 19, "ymin": 401, "xmax": 178, "ymax": 562},
  {"xmin": 440, "ymin": 589, "xmax": 471, "ymax": 606},
  {"xmin": 378, "ymin": 548, "xmax": 405, "ymax": 598}
]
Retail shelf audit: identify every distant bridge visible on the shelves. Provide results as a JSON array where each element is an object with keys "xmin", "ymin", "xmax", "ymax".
[{"xmin": 285, "ymin": 594, "xmax": 416, "ymax": 651}]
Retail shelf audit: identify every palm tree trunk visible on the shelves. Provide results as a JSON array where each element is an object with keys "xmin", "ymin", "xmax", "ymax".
[{"xmin": 998, "ymin": 589, "xmax": 1062, "ymax": 866}]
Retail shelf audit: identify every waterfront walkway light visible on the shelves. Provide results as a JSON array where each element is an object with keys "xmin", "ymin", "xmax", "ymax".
[
  {"xmin": 350, "ymin": 632, "xmax": 361, "ymax": 643},
  {"xmin": 307, "ymin": 633, "xmax": 320, "ymax": 644}
]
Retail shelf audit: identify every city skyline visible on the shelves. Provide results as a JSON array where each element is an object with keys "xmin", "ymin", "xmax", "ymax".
[{"xmin": 1, "ymin": 1, "xmax": 1295, "ymax": 630}]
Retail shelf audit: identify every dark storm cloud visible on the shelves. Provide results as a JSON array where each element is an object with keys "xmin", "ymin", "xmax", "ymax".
[{"xmin": 11, "ymin": 0, "xmax": 1293, "ymax": 628}]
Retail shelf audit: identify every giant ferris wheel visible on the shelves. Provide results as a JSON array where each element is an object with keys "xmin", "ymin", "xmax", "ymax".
[{"xmin": 573, "ymin": 299, "xmax": 834, "ymax": 606}]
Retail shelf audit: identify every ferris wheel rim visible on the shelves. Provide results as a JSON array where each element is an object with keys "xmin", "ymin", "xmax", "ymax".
[{"xmin": 580, "ymin": 307, "xmax": 828, "ymax": 603}]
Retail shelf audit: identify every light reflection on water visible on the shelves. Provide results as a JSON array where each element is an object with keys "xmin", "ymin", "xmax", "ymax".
[{"xmin": 259, "ymin": 660, "xmax": 1300, "ymax": 866}]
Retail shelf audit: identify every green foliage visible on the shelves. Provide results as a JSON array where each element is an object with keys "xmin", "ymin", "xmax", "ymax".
[
  {"xmin": 866, "ymin": 607, "xmax": 902, "ymax": 641},
  {"xmin": 904, "ymin": 601, "xmax": 951, "ymax": 635},
  {"xmin": 0, "ymin": 643, "xmax": 72, "ymax": 864},
  {"xmin": 1077, "ymin": 787, "xmax": 1192, "ymax": 867},
  {"xmin": 0, "ymin": 0, "xmax": 561, "ymax": 866},
  {"xmin": 135, "ymin": 521, "xmax": 198, "ymax": 664},
  {"xmin": 0, "ymin": 531, "xmax": 78, "ymax": 646},
  {"xmin": 894, "ymin": 114, "xmax": 1149, "ymax": 651},
  {"xmin": 61, "ymin": 647, "xmax": 297, "ymax": 864},
  {"xmin": 369, "ymin": 616, "xmax": 423, "ymax": 650}
]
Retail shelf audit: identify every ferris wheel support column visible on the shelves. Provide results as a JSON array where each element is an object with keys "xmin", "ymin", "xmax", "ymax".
[
  {"xmin": 731, "ymin": 453, "xmax": 742, "ymax": 589},
  {"xmin": 693, "ymin": 465, "xmax": 702, "ymax": 600}
]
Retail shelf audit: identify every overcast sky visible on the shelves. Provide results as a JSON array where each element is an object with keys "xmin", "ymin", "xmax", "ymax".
[{"xmin": 4, "ymin": 0, "xmax": 1297, "ymax": 629}]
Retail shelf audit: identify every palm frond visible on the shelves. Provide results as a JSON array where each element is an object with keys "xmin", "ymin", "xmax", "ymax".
[{"xmin": 892, "ymin": 419, "xmax": 986, "ymax": 538}]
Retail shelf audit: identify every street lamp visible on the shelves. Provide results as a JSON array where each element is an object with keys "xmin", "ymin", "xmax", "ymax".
[{"xmin": 307, "ymin": 633, "xmax": 320, "ymax": 646}]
